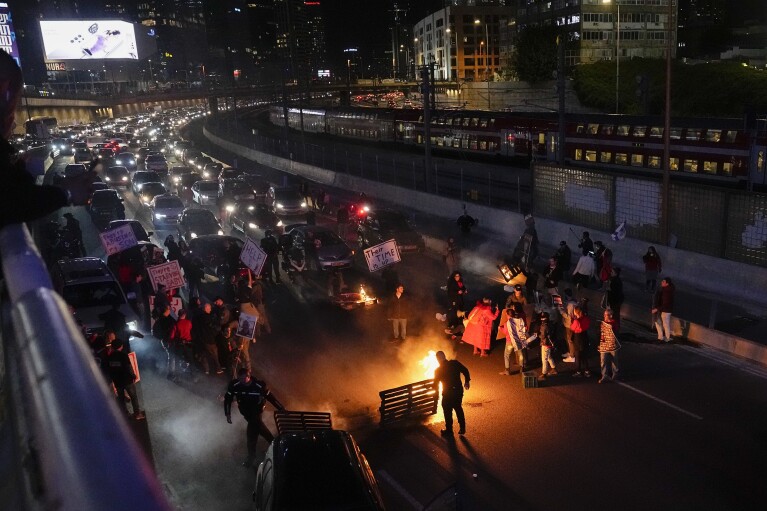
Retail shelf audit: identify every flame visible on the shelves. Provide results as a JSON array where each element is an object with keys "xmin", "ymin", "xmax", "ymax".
[
  {"xmin": 419, "ymin": 350, "xmax": 440, "ymax": 379},
  {"xmin": 359, "ymin": 285, "xmax": 367, "ymax": 301}
]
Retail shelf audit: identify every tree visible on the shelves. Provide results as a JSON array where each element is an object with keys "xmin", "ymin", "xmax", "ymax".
[{"xmin": 510, "ymin": 25, "xmax": 559, "ymax": 84}]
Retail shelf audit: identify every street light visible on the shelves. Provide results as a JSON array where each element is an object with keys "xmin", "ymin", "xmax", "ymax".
[
  {"xmin": 414, "ymin": 37, "xmax": 419, "ymax": 81},
  {"xmin": 474, "ymin": 19, "xmax": 490, "ymax": 81},
  {"xmin": 446, "ymin": 27, "xmax": 457, "ymax": 82},
  {"xmin": 347, "ymin": 59, "xmax": 351, "ymax": 87},
  {"xmin": 603, "ymin": 0, "xmax": 620, "ymax": 113}
]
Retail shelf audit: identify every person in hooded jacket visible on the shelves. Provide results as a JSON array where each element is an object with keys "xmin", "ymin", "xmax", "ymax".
[{"xmin": 462, "ymin": 298, "xmax": 499, "ymax": 357}]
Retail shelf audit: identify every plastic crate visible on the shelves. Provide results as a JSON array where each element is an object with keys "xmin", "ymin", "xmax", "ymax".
[{"xmin": 523, "ymin": 371, "xmax": 538, "ymax": 388}]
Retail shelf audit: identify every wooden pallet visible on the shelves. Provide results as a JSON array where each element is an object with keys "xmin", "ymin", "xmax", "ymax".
[
  {"xmin": 274, "ymin": 410, "xmax": 332, "ymax": 435},
  {"xmin": 379, "ymin": 379, "xmax": 439, "ymax": 426}
]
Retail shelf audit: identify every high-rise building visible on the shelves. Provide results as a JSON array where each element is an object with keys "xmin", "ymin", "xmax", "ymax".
[{"xmin": 274, "ymin": 0, "xmax": 328, "ymax": 84}]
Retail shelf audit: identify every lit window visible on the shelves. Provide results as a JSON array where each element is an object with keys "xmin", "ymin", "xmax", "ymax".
[
  {"xmin": 669, "ymin": 157, "xmax": 679, "ymax": 170},
  {"xmin": 648, "ymin": 156, "xmax": 660, "ymax": 168},
  {"xmin": 616, "ymin": 125, "xmax": 630, "ymax": 136},
  {"xmin": 585, "ymin": 150, "xmax": 597, "ymax": 162},
  {"xmin": 600, "ymin": 151, "xmax": 612, "ymax": 163},
  {"xmin": 631, "ymin": 154, "xmax": 644, "ymax": 166},
  {"xmin": 758, "ymin": 151, "xmax": 765, "ymax": 173},
  {"xmin": 683, "ymin": 159, "xmax": 698, "ymax": 172},
  {"xmin": 702, "ymin": 161, "xmax": 717, "ymax": 174},
  {"xmin": 575, "ymin": 148, "xmax": 583, "ymax": 160},
  {"xmin": 722, "ymin": 162, "xmax": 733, "ymax": 175},
  {"xmin": 726, "ymin": 131, "xmax": 738, "ymax": 143},
  {"xmin": 576, "ymin": 124, "xmax": 585, "ymax": 134},
  {"xmin": 616, "ymin": 153, "xmax": 628, "ymax": 165},
  {"xmin": 633, "ymin": 126, "xmax": 647, "ymax": 137},
  {"xmin": 587, "ymin": 124, "xmax": 599, "ymax": 135},
  {"xmin": 650, "ymin": 127, "xmax": 663, "ymax": 138},
  {"xmin": 705, "ymin": 129, "xmax": 721, "ymax": 142},
  {"xmin": 669, "ymin": 128, "xmax": 682, "ymax": 140},
  {"xmin": 685, "ymin": 129, "xmax": 701, "ymax": 141},
  {"xmin": 601, "ymin": 125, "xmax": 615, "ymax": 135}
]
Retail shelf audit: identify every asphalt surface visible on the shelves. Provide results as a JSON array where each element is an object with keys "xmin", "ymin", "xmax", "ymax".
[{"xmin": 40, "ymin": 131, "xmax": 767, "ymax": 511}]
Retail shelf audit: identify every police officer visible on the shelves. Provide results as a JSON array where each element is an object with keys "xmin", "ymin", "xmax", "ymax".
[
  {"xmin": 433, "ymin": 351, "xmax": 470, "ymax": 437},
  {"xmin": 260, "ymin": 229, "xmax": 281, "ymax": 285},
  {"xmin": 224, "ymin": 368, "xmax": 285, "ymax": 466}
]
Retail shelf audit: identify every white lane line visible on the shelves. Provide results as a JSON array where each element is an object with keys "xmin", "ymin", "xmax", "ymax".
[
  {"xmin": 376, "ymin": 470, "xmax": 422, "ymax": 511},
  {"xmin": 677, "ymin": 344, "xmax": 767, "ymax": 379},
  {"xmin": 615, "ymin": 381, "xmax": 703, "ymax": 421}
]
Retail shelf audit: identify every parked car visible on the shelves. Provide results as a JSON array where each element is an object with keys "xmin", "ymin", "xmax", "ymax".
[
  {"xmin": 191, "ymin": 180, "xmax": 219, "ymax": 205},
  {"xmin": 138, "ymin": 182, "xmax": 168, "ymax": 206},
  {"xmin": 178, "ymin": 208, "xmax": 223, "ymax": 243},
  {"xmin": 131, "ymin": 170, "xmax": 162, "ymax": 194},
  {"xmin": 105, "ymin": 165, "xmax": 130, "ymax": 188},
  {"xmin": 107, "ymin": 219, "xmax": 153, "ymax": 242},
  {"xmin": 227, "ymin": 200, "xmax": 283, "ymax": 237},
  {"xmin": 285, "ymin": 225, "xmax": 353, "ymax": 270},
  {"xmin": 52, "ymin": 257, "xmax": 139, "ymax": 333},
  {"xmin": 89, "ymin": 189, "xmax": 125, "ymax": 230},
  {"xmin": 253, "ymin": 430, "xmax": 386, "ymax": 511},
  {"xmin": 357, "ymin": 209, "xmax": 425, "ymax": 253},
  {"xmin": 267, "ymin": 186, "xmax": 308, "ymax": 217},
  {"xmin": 149, "ymin": 194, "xmax": 185, "ymax": 227}
]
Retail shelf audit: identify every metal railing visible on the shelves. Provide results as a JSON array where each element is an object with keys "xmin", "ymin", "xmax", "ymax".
[{"xmin": 0, "ymin": 224, "xmax": 172, "ymax": 511}]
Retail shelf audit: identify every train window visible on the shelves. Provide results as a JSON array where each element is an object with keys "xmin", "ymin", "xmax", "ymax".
[
  {"xmin": 615, "ymin": 153, "xmax": 628, "ymax": 165},
  {"xmin": 489, "ymin": 119, "xmax": 495, "ymax": 128},
  {"xmin": 617, "ymin": 125, "xmax": 630, "ymax": 136},
  {"xmin": 683, "ymin": 160, "xmax": 699, "ymax": 173},
  {"xmin": 600, "ymin": 151, "xmax": 612, "ymax": 163},
  {"xmin": 601, "ymin": 125, "xmax": 615, "ymax": 136},
  {"xmin": 576, "ymin": 124, "xmax": 585, "ymax": 134},
  {"xmin": 633, "ymin": 126, "xmax": 647, "ymax": 137},
  {"xmin": 670, "ymin": 128, "xmax": 682, "ymax": 140},
  {"xmin": 705, "ymin": 129, "xmax": 721, "ymax": 142},
  {"xmin": 453, "ymin": 138, "xmax": 460, "ymax": 148},
  {"xmin": 489, "ymin": 141, "xmax": 497, "ymax": 151},
  {"xmin": 722, "ymin": 162, "xmax": 733, "ymax": 175},
  {"xmin": 631, "ymin": 154, "xmax": 644, "ymax": 166},
  {"xmin": 685, "ymin": 129, "xmax": 701, "ymax": 141},
  {"xmin": 463, "ymin": 118, "xmax": 471, "ymax": 127},
  {"xmin": 479, "ymin": 140, "xmax": 487, "ymax": 150},
  {"xmin": 469, "ymin": 137, "xmax": 478, "ymax": 150},
  {"xmin": 575, "ymin": 149, "xmax": 583, "ymax": 160},
  {"xmin": 669, "ymin": 157, "xmax": 679, "ymax": 171},
  {"xmin": 480, "ymin": 119, "xmax": 488, "ymax": 128},
  {"xmin": 585, "ymin": 150, "xmax": 597, "ymax": 162},
  {"xmin": 419, "ymin": 116, "xmax": 424, "ymax": 122},
  {"xmin": 726, "ymin": 131, "xmax": 737, "ymax": 143},
  {"xmin": 650, "ymin": 127, "xmax": 663, "ymax": 138},
  {"xmin": 470, "ymin": 118, "xmax": 479, "ymax": 127},
  {"xmin": 703, "ymin": 161, "xmax": 718, "ymax": 174},
  {"xmin": 648, "ymin": 156, "xmax": 660, "ymax": 168},
  {"xmin": 587, "ymin": 124, "xmax": 599, "ymax": 135}
]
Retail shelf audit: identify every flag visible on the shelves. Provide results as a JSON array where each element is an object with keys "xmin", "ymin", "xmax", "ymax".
[{"xmin": 611, "ymin": 221, "xmax": 626, "ymax": 241}]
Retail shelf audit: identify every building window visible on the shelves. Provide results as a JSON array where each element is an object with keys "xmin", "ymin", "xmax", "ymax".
[
  {"xmin": 726, "ymin": 131, "xmax": 738, "ymax": 143},
  {"xmin": 575, "ymin": 148, "xmax": 583, "ymax": 160},
  {"xmin": 585, "ymin": 150, "xmax": 597, "ymax": 162},
  {"xmin": 648, "ymin": 156, "xmax": 660, "ymax": 168},
  {"xmin": 702, "ymin": 161, "xmax": 718, "ymax": 174},
  {"xmin": 669, "ymin": 128, "xmax": 682, "ymax": 140},
  {"xmin": 600, "ymin": 151, "xmax": 612, "ymax": 163},
  {"xmin": 616, "ymin": 153, "xmax": 628, "ymax": 165},
  {"xmin": 705, "ymin": 129, "xmax": 721, "ymax": 142},
  {"xmin": 683, "ymin": 159, "xmax": 698, "ymax": 172},
  {"xmin": 633, "ymin": 126, "xmax": 647, "ymax": 137},
  {"xmin": 631, "ymin": 154, "xmax": 644, "ymax": 166},
  {"xmin": 685, "ymin": 129, "xmax": 701, "ymax": 141},
  {"xmin": 722, "ymin": 162, "xmax": 733, "ymax": 175},
  {"xmin": 576, "ymin": 124, "xmax": 585, "ymax": 134},
  {"xmin": 616, "ymin": 125, "xmax": 630, "ymax": 136},
  {"xmin": 587, "ymin": 124, "xmax": 599, "ymax": 135},
  {"xmin": 669, "ymin": 157, "xmax": 679, "ymax": 171},
  {"xmin": 601, "ymin": 125, "xmax": 615, "ymax": 136},
  {"xmin": 650, "ymin": 127, "xmax": 663, "ymax": 138}
]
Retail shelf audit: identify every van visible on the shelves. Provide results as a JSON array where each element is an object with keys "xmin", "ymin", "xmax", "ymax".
[{"xmin": 253, "ymin": 430, "xmax": 385, "ymax": 511}]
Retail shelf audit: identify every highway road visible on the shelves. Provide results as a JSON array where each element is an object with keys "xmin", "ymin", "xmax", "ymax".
[{"xmin": 41, "ymin": 139, "xmax": 767, "ymax": 511}]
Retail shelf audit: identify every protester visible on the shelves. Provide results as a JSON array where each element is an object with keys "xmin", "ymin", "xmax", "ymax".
[
  {"xmin": 444, "ymin": 237, "xmax": 459, "ymax": 276},
  {"xmin": 559, "ymin": 288, "xmax": 577, "ymax": 363},
  {"xmin": 555, "ymin": 240, "xmax": 572, "ymax": 275},
  {"xmin": 462, "ymin": 298, "xmax": 499, "ymax": 357},
  {"xmin": 604, "ymin": 267, "xmax": 624, "ymax": 330},
  {"xmin": 387, "ymin": 284, "xmax": 409, "ymax": 342},
  {"xmin": 445, "ymin": 271, "xmax": 467, "ymax": 334},
  {"xmin": 499, "ymin": 303, "xmax": 530, "ymax": 375},
  {"xmin": 642, "ymin": 246, "xmax": 662, "ymax": 293},
  {"xmin": 572, "ymin": 250, "xmax": 596, "ymax": 291},
  {"xmin": 571, "ymin": 305, "xmax": 591, "ymax": 378},
  {"xmin": 598, "ymin": 309, "xmax": 621, "ymax": 383},
  {"xmin": 652, "ymin": 277, "xmax": 676, "ymax": 343},
  {"xmin": 456, "ymin": 206, "xmax": 476, "ymax": 247},
  {"xmin": 432, "ymin": 351, "xmax": 470, "ymax": 436},
  {"xmin": 536, "ymin": 311, "xmax": 558, "ymax": 380}
]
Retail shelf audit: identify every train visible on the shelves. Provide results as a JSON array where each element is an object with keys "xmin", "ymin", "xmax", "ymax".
[{"xmin": 269, "ymin": 106, "xmax": 767, "ymax": 187}]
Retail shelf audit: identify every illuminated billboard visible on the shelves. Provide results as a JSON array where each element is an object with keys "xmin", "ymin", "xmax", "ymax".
[
  {"xmin": 0, "ymin": 3, "xmax": 21, "ymax": 66},
  {"xmin": 40, "ymin": 20, "xmax": 138, "ymax": 61}
]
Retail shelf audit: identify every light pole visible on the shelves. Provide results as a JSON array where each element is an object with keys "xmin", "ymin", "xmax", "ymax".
[
  {"xmin": 413, "ymin": 37, "xmax": 419, "ymax": 81},
  {"xmin": 347, "ymin": 59, "xmax": 351, "ymax": 87},
  {"xmin": 446, "ymin": 27, "xmax": 458, "ymax": 82},
  {"xmin": 474, "ymin": 19, "xmax": 490, "ymax": 81},
  {"xmin": 603, "ymin": 0, "xmax": 620, "ymax": 113}
]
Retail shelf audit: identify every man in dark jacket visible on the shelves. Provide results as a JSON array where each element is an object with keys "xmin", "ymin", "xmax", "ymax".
[
  {"xmin": 543, "ymin": 257, "xmax": 563, "ymax": 298},
  {"xmin": 105, "ymin": 336, "xmax": 145, "ymax": 420},
  {"xmin": 195, "ymin": 302, "xmax": 224, "ymax": 374},
  {"xmin": 260, "ymin": 230, "xmax": 282, "ymax": 285},
  {"xmin": 652, "ymin": 277, "xmax": 676, "ymax": 343},
  {"xmin": 555, "ymin": 241, "xmax": 572, "ymax": 275},
  {"xmin": 224, "ymin": 368, "xmax": 285, "ymax": 466},
  {"xmin": 433, "ymin": 351, "xmax": 470, "ymax": 436},
  {"xmin": 387, "ymin": 284, "xmax": 409, "ymax": 342}
]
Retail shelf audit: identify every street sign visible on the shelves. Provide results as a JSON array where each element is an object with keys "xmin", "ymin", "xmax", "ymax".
[
  {"xmin": 99, "ymin": 223, "xmax": 138, "ymax": 256},
  {"xmin": 148, "ymin": 295, "xmax": 183, "ymax": 328},
  {"xmin": 240, "ymin": 237, "xmax": 267, "ymax": 275},
  {"xmin": 363, "ymin": 239, "xmax": 401, "ymax": 272},
  {"xmin": 147, "ymin": 260, "xmax": 185, "ymax": 292}
]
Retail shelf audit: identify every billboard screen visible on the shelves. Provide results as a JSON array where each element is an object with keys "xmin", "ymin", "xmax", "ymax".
[
  {"xmin": 40, "ymin": 20, "xmax": 138, "ymax": 61},
  {"xmin": 0, "ymin": 3, "xmax": 21, "ymax": 66}
]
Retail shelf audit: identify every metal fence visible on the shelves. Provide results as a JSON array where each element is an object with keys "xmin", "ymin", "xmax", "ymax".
[
  {"xmin": 533, "ymin": 163, "xmax": 767, "ymax": 267},
  {"xmin": 208, "ymin": 115, "xmax": 530, "ymax": 213}
]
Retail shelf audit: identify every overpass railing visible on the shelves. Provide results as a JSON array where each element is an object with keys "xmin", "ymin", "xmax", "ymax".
[{"xmin": 0, "ymin": 223, "xmax": 172, "ymax": 511}]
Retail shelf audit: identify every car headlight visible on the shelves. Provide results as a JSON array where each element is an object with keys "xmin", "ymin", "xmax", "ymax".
[
  {"xmin": 174, "ymin": 176, "xmax": 181, "ymax": 183},
  {"xmin": 276, "ymin": 203, "xmax": 284, "ymax": 209},
  {"xmin": 202, "ymin": 171, "xmax": 210, "ymax": 178},
  {"xmin": 276, "ymin": 220, "xmax": 284, "ymax": 227},
  {"xmin": 225, "ymin": 205, "xmax": 235, "ymax": 212},
  {"xmin": 201, "ymin": 194, "xmax": 208, "ymax": 199},
  {"xmin": 248, "ymin": 222, "xmax": 257, "ymax": 229},
  {"xmin": 115, "ymin": 159, "xmax": 122, "ymax": 165},
  {"xmin": 105, "ymin": 177, "xmax": 111, "ymax": 181},
  {"xmin": 218, "ymin": 229, "xmax": 224, "ymax": 235},
  {"xmin": 190, "ymin": 232, "xmax": 197, "ymax": 238},
  {"xmin": 155, "ymin": 213, "xmax": 166, "ymax": 218},
  {"xmin": 122, "ymin": 176, "xmax": 128, "ymax": 181},
  {"xmin": 127, "ymin": 320, "xmax": 138, "ymax": 332},
  {"xmin": 300, "ymin": 202, "xmax": 307, "ymax": 208}
]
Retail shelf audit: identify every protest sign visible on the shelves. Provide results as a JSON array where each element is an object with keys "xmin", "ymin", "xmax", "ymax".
[
  {"xmin": 363, "ymin": 239, "xmax": 401, "ymax": 272},
  {"xmin": 99, "ymin": 223, "xmax": 138, "ymax": 256},
  {"xmin": 236, "ymin": 312, "xmax": 258, "ymax": 339},
  {"xmin": 239, "ymin": 237, "xmax": 267, "ymax": 274},
  {"xmin": 147, "ymin": 260, "xmax": 186, "ymax": 292}
]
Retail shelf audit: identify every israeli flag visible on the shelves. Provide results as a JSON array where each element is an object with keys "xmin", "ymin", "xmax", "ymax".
[{"xmin": 611, "ymin": 221, "xmax": 627, "ymax": 241}]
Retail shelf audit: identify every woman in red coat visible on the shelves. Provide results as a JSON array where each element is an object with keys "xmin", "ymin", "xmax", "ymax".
[{"xmin": 462, "ymin": 298, "xmax": 499, "ymax": 357}]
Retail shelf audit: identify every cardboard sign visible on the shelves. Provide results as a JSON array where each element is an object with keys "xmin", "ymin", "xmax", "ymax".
[
  {"xmin": 240, "ymin": 237, "xmax": 267, "ymax": 275},
  {"xmin": 147, "ymin": 260, "xmax": 186, "ymax": 292},
  {"xmin": 148, "ymin": 295, "xmax": 183, "ymax": 328},
  {"xmin": 363, "ymin": 239, "xmax": 401, "ymax": 272},
  {"xmin": 128, "ymin": 351, "xmax": 140, "ymax": 383},
  {"xmin": 99, "ymin": 224, "xmax": 138, "ymax": 256},
  {"xmin": 236, "ymin": 312, "xmax": 258, "ymax": 339}
]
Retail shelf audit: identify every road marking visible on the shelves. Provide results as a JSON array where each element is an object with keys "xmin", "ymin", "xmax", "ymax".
[
  {"xmin": 376, "ymin": 470, "xmax": 422, "ymax": 511},
  {"xmin": 615, "ymin": 381, "xmax": 703, "ymax": 421}
]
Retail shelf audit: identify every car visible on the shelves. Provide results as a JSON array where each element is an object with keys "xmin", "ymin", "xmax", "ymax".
[
  {"xmin": 227, "ymin": 200, "xmax": 283, "ymax": 237},
  {"xmin": 145, "ymin": 153, "xmax": 169, "ymax": 175},
  {"xmin": 50, "ymin": 138, "xmax": 73, "ymax": 156},
  {"xmin": 357, "ymin": 209, "xmax": 425, "ymax": 253},
  {"xmin": 106, "ymin": 241, "xmax": 165, "ymax": 284},
  {"xmin": 64, "ymin": 163, "xmax": 87, "ymax": 177},
  {"xmin": 169, "ymin": 165, "xmax": 192, "ymax": 185},
  {"xmin": 178, "ymin": 208, "xmax": 223, "ymax": 243},
  {"xmin": 203, "ymin": 161, "xmax": 223, "ymax": 179},
  {"xmin": 253, "ymin": 429, "xmax": 386, "ymax": 511},
  {"xmin": 187, "ymin": 235, "xmax": 245, "ymax": 278},
  {"xmin": 238, "ymin": 174, "xmax": 271, "ymax": 199},
  {"xmin": 149, "ymin": 194, "xmax": 185, "ymax": 227},
  {"xmin": 113, "ymin": 152, "xmax": 137, "ymax": 170},
  {"xmin": 105, "ymin": 166, "xmax": 130, "ymax": 187},
  {"xmin": 217, "ymin": 167, "xmax": 243, "ymax": 183},
  {"xmin": 74, "ymin": 147, "xmax": 92, "ymax": 163},
  {"xmin": 107, "ymin": 219, "xmax": 153, "ymax": 242},
  {"xmin": 191, "ymin": 180, "xmax": 219, "ymax": 205},
  {"xmin": 131, "ymin": 170, "xmax": 162, "ymax": 194},
  {"xmin": 182, "ymin": 149, "xmax": 203, "ymax": 166},
  {"xmin": 96, "ymin": 147, "xmax": 116, "ymax": 159},
  {"xmin": 137, "ymin": 147, "xmax": 154, "ymax": 163},
  {"xmin": 267, "ymin": 186, "xmax": 308, "ymax": 216},
  {"xmin": 173, "ymin": 140, "xmax": 194, "ymax": 158},
  {"xmin": 219, "ymin": 178, "xmax": 256, "ymax": 201},
  {"xmin": 194, "ymin": 155, "xmax": 214, "ymax": 172},
  {"xmin": 89, "ymin": 189, "xmax": 126, "ymax": 230},
  {"xmin": 285, "ymin": 225, "xmax": 353, "ymax": 270},
  {"xmin": 139, "ymin": 182, "xmax": 168, "ymax": 206},
  {"xmin": 52, "ymin": 257, "xmax": 139, "ymax": 333}
]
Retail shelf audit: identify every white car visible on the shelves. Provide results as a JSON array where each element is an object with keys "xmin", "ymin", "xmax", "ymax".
[
  {"xmin": 191, "ymin": 180, "xmax": 219, "ymax": 205},
  {"xmin": 149, "ymin": 193, "xmax": 185, "ymax": 227}
]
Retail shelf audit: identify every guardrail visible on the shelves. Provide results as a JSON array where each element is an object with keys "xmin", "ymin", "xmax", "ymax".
[{"xmin": 0, "ymin": 223, "xmax": 172, "ymax": 511}]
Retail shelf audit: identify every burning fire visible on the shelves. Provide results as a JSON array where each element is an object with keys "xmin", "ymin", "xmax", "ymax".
[{"xmin": 419, "ymin": 350, "xmax": 440, "ymax": 379}]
